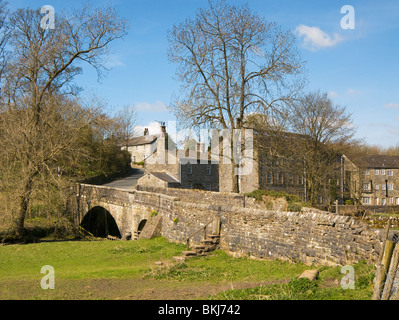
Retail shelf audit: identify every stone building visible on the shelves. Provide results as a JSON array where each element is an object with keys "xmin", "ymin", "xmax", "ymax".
[
  {"xmin": 343, "ymin": 154, "xmax": 399, "ymax": 206},
  {"xmin": 218, "ymin": 128, "xmax": 313, "ymax": 200},
  {"xmin": 137, "ymin": 130, "xmax": 219, "ymax": 191},
  {"xmin": 121, "ymin": 127, "xmax": 158, "ymax": 164}
]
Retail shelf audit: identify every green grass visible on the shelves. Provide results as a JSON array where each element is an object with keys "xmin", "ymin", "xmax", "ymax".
[
  {"xmin": 146, "ymin": 250, "xmax": 310, "ymax": 283},
  {"xmin": 210, "ymin": 260, "xmax": 374, "ymax": 300},
  {"xmin": 0, "ymin": 237, "xmax": 185, "ymax": 281},
  {"xmin": 0, "ymin": 237, "xmax": 375, "ymax": 300}
]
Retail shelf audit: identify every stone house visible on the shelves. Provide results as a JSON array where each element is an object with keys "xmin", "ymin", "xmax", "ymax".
[
  {"xmin": 121, "ymin": 127, "xmax": 158, "ymax": 164},
  {"xmin": 218, "ymin": 128, "xmax": 315, "ymax": 200},
  {"xmin": 137, "ymin": 132, "xmax": 219, "ymax": 191},
  {"xmin": 343, "ymin": 154, "xmax": 399, "ymax": 206}
]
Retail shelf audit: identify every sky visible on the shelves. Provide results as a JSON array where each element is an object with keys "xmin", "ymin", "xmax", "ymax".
[{"xmin": 8, "ymin": 0, "xmax": 399, "ymax": 148}]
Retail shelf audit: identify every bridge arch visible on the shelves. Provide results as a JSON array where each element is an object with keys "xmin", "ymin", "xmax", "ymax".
[
  {"xmin": 80, "ymin": 206, "xmax": 122, "ymax": 239},
  {"xmin": 137, "ymin": 219, "xmax": 147, "ymax": 236}
]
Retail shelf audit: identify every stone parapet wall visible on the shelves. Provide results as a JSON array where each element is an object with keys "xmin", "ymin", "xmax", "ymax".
[
  {"xmin": 75, "ymin": 184, "xmax": 382, "ymax": 266},
  {"xmin": 219, "ymin": 207, "xmax": 380, "ymax": 266},
  {"xmin": 135, "ymin": 185, "xmax": 264, "ymax": 209},
  {"xmin": 158, "ymin": 195, "xmax": 381, "ymax": 266}
]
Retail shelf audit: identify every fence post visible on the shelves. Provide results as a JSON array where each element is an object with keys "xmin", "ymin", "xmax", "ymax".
[
  {"xmin": 381, "ymin": 244, "xmax": 399, "ymax": 300},
  {"xmin": 372, "ymin": 240, "xmax": 395, "ymax": 300}
]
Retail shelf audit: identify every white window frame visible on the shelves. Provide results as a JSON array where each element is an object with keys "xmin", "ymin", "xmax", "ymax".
[
  {"xmin": 388, "ymin": 170, "xmax": 394, "ymax": 177},
  {"xmin": 381, "ymin": 169, "xmax": 386, "ymax": 175},
  {"xmin": 375, "ymin": 169, "xmax": 380, "ymax": 175},
  {"xmin": 363, "ymin": 197, "xmax": 371, "ymax": 205},
  {"xmin": 388, "ymin": 184, "xmax": 394, "ymax": 191}
]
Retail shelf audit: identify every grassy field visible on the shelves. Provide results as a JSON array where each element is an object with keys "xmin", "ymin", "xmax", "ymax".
[{"xmin": 0, "ymin": 237, "xmax": 375, "ymax": 300}]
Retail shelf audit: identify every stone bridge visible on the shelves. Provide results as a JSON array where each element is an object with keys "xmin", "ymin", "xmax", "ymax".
[
  {"xmin": 71, "ymin": 183, "xmax": 178, "ymax": 240},
  {"xmin": 69, "ymin": 183, "xmax": 383, "ymax": 267}
]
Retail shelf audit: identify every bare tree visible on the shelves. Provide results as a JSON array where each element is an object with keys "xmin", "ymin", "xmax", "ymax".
[
  {"xmin": 168, "ymin": 0, "xmax": 305, "ymax": 192},
  {"xmin": 274, "ymin": 91, "xmax": 357, "ymax": 205},
  {"xmin": 0, "ymin": 0, "xmax": 10, "ymax": 85},
  {"xmin": 114, "ymin": 104, "xmax": 137, "ymax": 149},
  {"xmin": 0, "ymin": 3, "xmax": 127, "ymax": 238}
]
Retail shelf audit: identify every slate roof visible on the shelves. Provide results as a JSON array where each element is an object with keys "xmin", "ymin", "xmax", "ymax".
[
  {"xmin": 125, "ymin": 134, "xmax": 158, "ymax": 147},
  {"xmin": 150, "ymin": 172, "xmax": 181, "ymax": 184},
  {"xmin": 355, "ymin": 155, "xmax": 399, "ymax": 169}
]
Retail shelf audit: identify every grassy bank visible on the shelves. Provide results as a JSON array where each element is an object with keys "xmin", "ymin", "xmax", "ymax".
[{"xmin": 0, "ymin": 237, "xmax": 374, "ymax": 300}]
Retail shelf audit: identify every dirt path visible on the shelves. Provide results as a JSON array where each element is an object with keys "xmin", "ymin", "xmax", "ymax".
[{"xmin": 0, "ymin": 278, "xmax": 287, "ymax": 300}]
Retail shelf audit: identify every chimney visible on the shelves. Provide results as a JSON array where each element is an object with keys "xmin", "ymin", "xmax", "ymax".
[
  {"xmin": 196, "ymin": 136, "xmax": 206, "ymax": 154},
  {"xmin": 144, "ymin": 128, "xmax": 149, "ymax": 136},
  {"xmin": 160, "ymin": 122, "xmax": 166, "ymax": 137}
]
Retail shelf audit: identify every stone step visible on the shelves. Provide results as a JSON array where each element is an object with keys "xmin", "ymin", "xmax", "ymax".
[
  {"xmin": 182, "ymin": 251, "xmax": 197, "ymax": 257},
  {"xmin": 173, "ymin": 256, "xmax": 187, "ymax": 263},
  {"xmin": 192, "ymin": 245, "xmax": 206, "ymax": 253},
  {"xmin": 208, "ymin": 234, "xmax": 220, "ymax": 239}
]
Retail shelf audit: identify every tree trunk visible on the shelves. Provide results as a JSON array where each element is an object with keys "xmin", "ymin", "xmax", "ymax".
[
  {"xmin": 231, "ymin": 162, "xmax": 239, "ymax": 193},
  {"xmin": 13, "ymin": 173, "xmax": 35, "ymax": 238}
]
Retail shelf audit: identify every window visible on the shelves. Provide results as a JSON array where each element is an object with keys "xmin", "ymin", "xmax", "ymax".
[
  {"xmin": 374, "ymin": 197, "xmax": 379, "ymax": 205},
  {"xmin": 396, "ymin": 197, "xmax": 399, "ymax": 205},
  {"xmin": 382, "ymin": 184, "xmax": 386, "ymax": 191},
  {"xmin": 389, "ymin": 197, "xmax": 394, "ymax": 204},
  {"xmin": 388, "ymin": 184, "xmax": 394, "ymax": 191},
  {"xmin": 362, "ymin": 197, "xmax": 371, "ymax": 205},
  {"xmin": 375, "ymin": 169, "xmax": 380, "ymax": 175},
  {"xmin": 388, "ymin": 170, "xmax": 394, "ymax": 176},
  {"xmin": 288, "ymin": 173, "xmax": 293, "ymax": 184},
  {"xmin": 207, "ymin": 184, "xmax": 212, "ymax": 191},
  {"xmin": 375, "ymin": 184, "xmax": 380, "ymax": 190},
  {"xmin": 267, "ymin": 172, "xmax": 273, "ymax": 184},
  {"xmin": 278, "ymin": 173, "xmax": 284, "ymax": 184},
  {"xmin": 365, "ymin": 169, "xmax": 370, "ymax": 176},
  {"xmin": 381, "ymin": 198, "xmax": 386, "ymax": 205},
  {"xmin": 381, "ymin": 169, "xmax": 386, "ymax": 175},
  {"xmin": 206, "ymin": 164, "xmax": 211, "ymax": 176},
  {"xmin": 186, "ymin": 163, "xmax": 192, "ymax": 175},
  {"xmin": 362, "ymin": 183, "xmax": 370, "ymax": 191}
]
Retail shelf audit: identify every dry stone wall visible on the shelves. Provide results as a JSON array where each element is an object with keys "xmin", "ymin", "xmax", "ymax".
[
  {"xmin": 152, "ymin": 188, "xmax": 381, "ymax": 266},
  {"xmin": 74, "ymin": 184, "xmax": 382, "ymax": 266}
]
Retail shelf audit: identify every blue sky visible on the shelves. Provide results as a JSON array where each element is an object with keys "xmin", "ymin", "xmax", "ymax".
[{"xmin": 9, "ymin": 0, "xmax": 399, "ymax": 148}]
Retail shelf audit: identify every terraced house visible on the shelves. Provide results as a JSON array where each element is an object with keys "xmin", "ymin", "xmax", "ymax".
[{"xmin": 343, "ymin": 155, "xmax": 399, "ymax": 206}]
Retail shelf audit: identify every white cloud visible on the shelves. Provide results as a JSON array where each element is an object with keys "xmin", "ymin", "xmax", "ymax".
[
  {"xmin": 385, "ymin": 103, "xmax": 399, "ymax": 110},
  {"xmin": 133, "ymin": 121, "xmax": 163, "ymax": 136},
  {"xmin": 135, "ymin": 101, "xmax": 168, "ymax": 113},
  {"xmin": 328, "ymin": 91, "xmax": 339, "ymax": 99},
  {"xmin": 295, "ymin": 25, "xmax": 343, "ymax": 51},
  {"xmin": 346, "ymin": 88, "xmax": 362, "ymax": 95}
]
